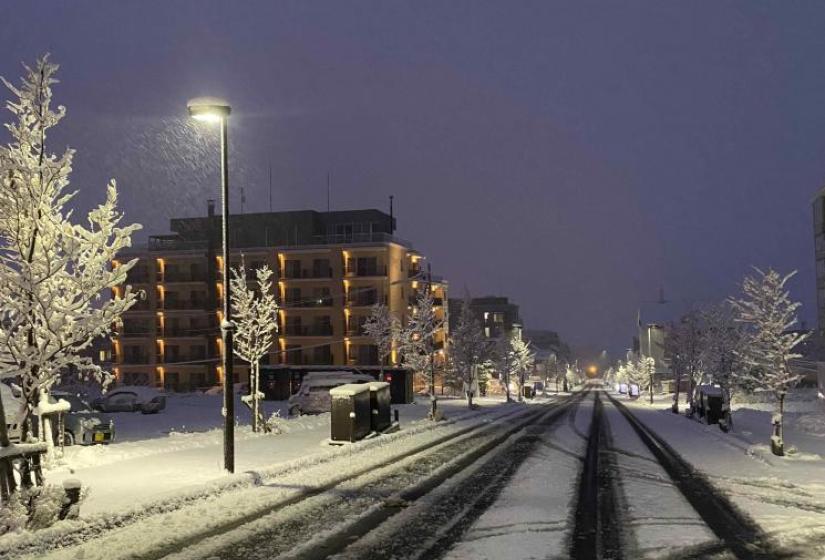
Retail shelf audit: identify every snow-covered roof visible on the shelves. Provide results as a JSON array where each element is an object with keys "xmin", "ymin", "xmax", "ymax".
[
  {"xmin": 329, "ymin": 383, "xmax": 370, "ymax": 397},
  {"xmin": 105, "ymin": 385, "xmax": 165, "ymax": 399}
]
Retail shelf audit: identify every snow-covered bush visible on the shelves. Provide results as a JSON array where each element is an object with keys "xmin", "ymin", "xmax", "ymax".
[{"xmin": 0, "ymin": 484, "xmax": 69, "ymax": 535}]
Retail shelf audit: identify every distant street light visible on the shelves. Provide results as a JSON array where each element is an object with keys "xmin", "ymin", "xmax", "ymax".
[{"xmin": 187, "ymin": 96, "xmax": 235, "ymax": 473}]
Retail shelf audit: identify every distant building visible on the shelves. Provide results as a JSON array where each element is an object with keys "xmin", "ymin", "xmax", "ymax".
[
  {"xmin": 523, "ymin": 329, "xmax": 571, "ymax": 362},
  {"xmin": 112, "ymin": 204, "xmax": 447, "ymax": 391},
  {"xmin": 448, "ymin": 296, "xmax": 521, "ymax": 340}
]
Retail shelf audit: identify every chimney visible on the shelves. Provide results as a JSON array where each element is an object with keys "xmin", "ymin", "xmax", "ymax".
[
  {"xmin": 207, "ymin": 199, "xmax": 216, "ymax": 218},
  {"xmin": 389, "ymin": 195, "xmax": 395, "ymax": 233}
]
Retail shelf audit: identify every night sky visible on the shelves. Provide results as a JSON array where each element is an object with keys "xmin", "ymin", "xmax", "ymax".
[{"xmin": 2, "ymin": 2, "xmax": 824, "ymax": 357}]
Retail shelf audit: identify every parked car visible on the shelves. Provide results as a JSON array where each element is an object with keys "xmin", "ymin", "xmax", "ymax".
[
  {"xmin": 51, "ymin": 391, "xmax": 115, "ymax": 446},
  {"xmin": 288, "ymin": 372, "xmax": 375, "ymax": 416},
  {"xmin": 92, "ymin": 386, "xmax": 167, "ymax": 414}
]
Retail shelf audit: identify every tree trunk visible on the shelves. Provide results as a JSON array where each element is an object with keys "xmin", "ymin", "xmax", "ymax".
[
  {"xmin": 251, "ymin": 361, "xmax": 259, "ymax": 433},
  {"xmin": 686, "ymin": 373, "xmax": 694, "ymax": 417},
  {"xmin": 771, "ymin": 392, "xmax": 785, "ymax": 456},
  {"xmin": 0, "ymin": 391, "xmax": 15, "ymax": 501},
  {"xmin": 672, "ymin": 367, "xmax": 681, "ymax": 413}
]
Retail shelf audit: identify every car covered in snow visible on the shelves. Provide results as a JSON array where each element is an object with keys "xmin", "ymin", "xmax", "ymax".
[
  {"xmin": 92, "ymin": 386, "xmax": 167, "ymax": 414},
  {"xmin": 287, "ymin": 371, "xmax": 375, "ymax": 416},
  {"xmin": 51, "ymin": 391, "xmax": 115, "ymax": 446}
]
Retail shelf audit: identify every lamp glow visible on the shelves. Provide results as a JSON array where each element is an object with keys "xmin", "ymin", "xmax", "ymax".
[{"xmin": 187, "ymin": 97, "xmax": 231, "ymax": 122}]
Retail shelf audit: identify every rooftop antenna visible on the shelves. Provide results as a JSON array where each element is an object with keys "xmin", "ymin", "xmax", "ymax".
[
  {"xmin": 327, "ymin": 172, "xmax": 331, "ymax": 213},
  {"xmin": 240, "ymin": 184, "xmax": 246, "ymax": 214},
  {"xmin": 389, "ymin": 195, "xmax": 394, "ymax": 233},
  {"xmin": 268, "ymin": 164, "xmax": 272, "ymax": 212}
]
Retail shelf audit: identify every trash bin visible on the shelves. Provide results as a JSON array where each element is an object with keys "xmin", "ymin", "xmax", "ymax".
[
  {"xmin": 703, "ymin": 393, "xmax": 723, "ymax": 425},
  {"xmin": 368, "ymin": 382, "xmax": 391, "ymax": 432},
  {"xmin": 330, "ymin": 384, "xmax": 372, "ymax": 443},
  {"xmin": 522, "ymin": 386, "xmax": 534, "ymax": 399},
  {"xmin": 383, "ymin": 369, "xmax": 414, "ymax": 404}
]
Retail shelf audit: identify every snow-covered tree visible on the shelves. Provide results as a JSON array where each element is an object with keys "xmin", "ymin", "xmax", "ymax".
[
  {"xmin": 730, "ymin": 268, "xmax": 809, "ymax": 456},
  {"xmin": 230, "ymin": 261, "xmax": 278, "ymax": 432},
  {"xmin": 669, "ymin": 310, "xmax": 704, "ymax": 415},
  {"xmin": 398, "ymin": 290, "xmax": 442, "ymax": 419},
  {"xmin": 565, "ymin": 363, "xmax": 580, "ymax": 391},
  {"xmin": 701, "ymin": 303, "xmax": 745, "ymax": 431},
  {"xmin": 362, "ymin": 303, "xmax": 400, "ymax": 381},
  {"xmin": 449, "ymin": 296, "xmax": 489, "ymax": 408},
  {"xmin": 510, "ymin": 336, "xmax": 534, "ymax": 402},
  {"xmin": 494, "ymin": 331, "xmax": 531, "ymax": 401},
  {"xmin": 0, "ymin": 56, "xmax": 140, "ymax": 484}
]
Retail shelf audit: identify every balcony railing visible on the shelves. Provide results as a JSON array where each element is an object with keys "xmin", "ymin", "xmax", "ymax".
[
  {"xmin": 345, "ymin": 265, "xmax": 388, "ymax": 278},
  {"xmin": 281, "ymin": 268, "xmax": 333, "ymax": 280},
  {"xmin": 161, "ymin": 272, "xmax": 207, "ymax": 283},
  {"xmin": 347, "ymin": 295, "xmax": 385, "ymax": 307},
  {"xmin": 160, "ymin": 354, "xmax": 209, "ymax": 364},
  {"xmin": 119, "ymin": 327, "xmax": 153, "ymax": 338},
  {"xmin": 162, "ymin": 300, "xmax": 209, "ymax": 310},
  {"xmin": 122, "ymin": 354, "xmax": 152, "ymax": 364},
  {"xmin": 283, "ymin": 325, "xmax": 334, "ymax": 337},
  {"xmin": 283, "ymin": 297, "xmax": 333, "ymax": 308},
  {"xmin": 163, "ymin": 326, "xmax": 217, "ymax": 337},
  {"xmin": 125, "ymin": 272, "xmax": 150, "ymax": 284}
]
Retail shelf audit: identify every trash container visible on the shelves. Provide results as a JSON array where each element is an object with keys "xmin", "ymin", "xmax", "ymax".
[
  {"xmin": 368, "ymin": 382, "xmax": 391, "ymax": 432},
  {"xmin": 522, "ymin": 386, "xmax": 534, "ymax": 399},
  {"xmin": 703, "ymin": 393, "xmax": 723, "ymax": 425},
  {"xmin": 330, "ymin": 384, "xmax": 372, "ymax": 443},
  {"xmin": 383, "ymin": 369, "xmax": 414, "ymax": 404}
]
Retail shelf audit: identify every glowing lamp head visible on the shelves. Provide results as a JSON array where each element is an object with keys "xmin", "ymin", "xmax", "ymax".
[{"xmin": 187, "ymin": 97, "xmax": 231, "ymax": 122}]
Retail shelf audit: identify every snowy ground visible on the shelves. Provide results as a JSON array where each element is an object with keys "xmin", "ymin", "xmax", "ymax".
[
  {"xmin": 44, "ymin": 392, "xmax": 509, "ymax": 516},
  {"xmin": 5, "ymin": 396, "xmax": 545, "ymax": 560},
  {"xmin": 622, "ymin": 390, "xmax": 825, "ymax": 556},
  {"xmin": 7, "ymin": 386, "xmax": 825, "ymax": 559},
  {"xmin": 444, "ymin": 386, "xmax": 825, "ymax": 559}
]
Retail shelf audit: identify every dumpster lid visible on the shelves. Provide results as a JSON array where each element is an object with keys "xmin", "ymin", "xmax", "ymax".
[
  {"xmin": 329, "ymin": 383, "xmax": 371, "ymax": 396},
  {"xmin": 368, "ymin": 381, "xmax": 390, "ymax": 391}
]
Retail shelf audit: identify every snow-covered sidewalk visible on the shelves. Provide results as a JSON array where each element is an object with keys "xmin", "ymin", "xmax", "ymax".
[
  {"xmin": 45, "ymin": 394, "xmax": 509, "ymax": 516},
  {"xmin": 9, "ymin": 397, "xmax": 543, "ymax": 560}
]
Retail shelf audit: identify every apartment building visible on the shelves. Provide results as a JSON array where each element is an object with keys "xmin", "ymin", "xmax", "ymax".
[
  {"xmin": 448, "ymin": 296, "xmax": 522, "ymax": 340},
  {"xmin": 112, "ymin": 204, "xmax": 448, "ymax": 391}
]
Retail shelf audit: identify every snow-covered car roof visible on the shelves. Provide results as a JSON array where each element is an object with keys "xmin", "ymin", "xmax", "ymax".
[{"xmin": 102, "ymin": 385, "xmax": 166, "ymax": 399}]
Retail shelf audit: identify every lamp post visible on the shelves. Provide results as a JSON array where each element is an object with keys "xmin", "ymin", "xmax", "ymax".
[{"xmin": 188, "ymin": 97, "xmax": 235, "ymax": 473}]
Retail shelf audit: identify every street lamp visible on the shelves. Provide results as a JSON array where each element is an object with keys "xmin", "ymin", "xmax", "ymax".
[{"xmin": 187, "ymin": 96, "xmax": 235, "ymax": 473}]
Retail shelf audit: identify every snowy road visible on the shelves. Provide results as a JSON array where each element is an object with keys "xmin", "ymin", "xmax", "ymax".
[{"xmin": 10, "ymin": 386, "xmax": 825, "ymax": 559}]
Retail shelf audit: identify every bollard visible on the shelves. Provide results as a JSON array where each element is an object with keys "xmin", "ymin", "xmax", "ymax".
[
  {"xmin": 394, "ymin": 409, "xmax": 399, "ymax": 424},
  {"xmin": 59, "ymin": 478, "xmax": 82, "ymax": 520}
]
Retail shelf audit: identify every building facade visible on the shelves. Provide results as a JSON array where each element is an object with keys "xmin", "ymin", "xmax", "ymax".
[
  {"xmin": 112, "ymin": 206, "xmax": 447, "ymax": 391},
  {"xmin": 448, "ymin": 296, "xmax": 522, "ymax": 340}
]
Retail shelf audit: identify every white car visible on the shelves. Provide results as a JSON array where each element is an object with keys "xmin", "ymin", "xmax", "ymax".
[
  {"xmin": 287, "ymin": 372, "xmax": 374, "ymax": 416},
  {"xmin": 92, "ymin": 386, "xmax": 167, "ymax": 414}
]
